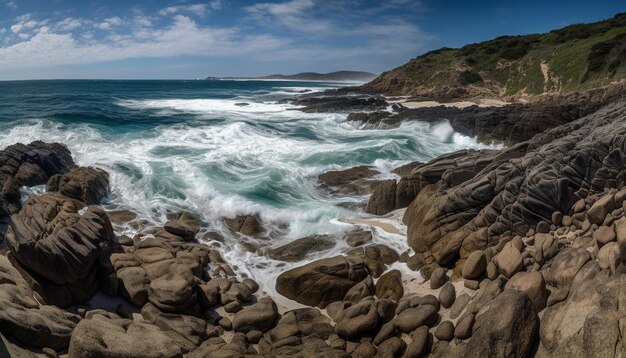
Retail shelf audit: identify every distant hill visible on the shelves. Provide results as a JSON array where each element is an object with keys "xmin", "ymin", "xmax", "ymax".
[
  {"xmin": 206, "ymin": 71, "xmax": 377, "ymax": 83},
  {"xmin": 360, "ymin": 13, "xmax": 626, "ymax": 100}
]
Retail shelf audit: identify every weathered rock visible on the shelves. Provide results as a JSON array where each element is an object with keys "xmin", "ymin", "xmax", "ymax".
[
  {"xmin": 594, "ymin": 225, "xmax": 616, "ymax": 247},
  {"xmin": 365, "ymin": 179, "xmax": 397, "ymax": 215},
  {"xmin": 404, "ymin": 326, "xmax": 432, "ymax": 357},
  {"xmin": 267, "ymin": 235, "xmax": 335, "ymax": 262},
  {"xmin": 5, "ymin": 193, "xmax": 114, "ymax": 307},
  {"xmin": 224, "ymin": 214, "xmax": 263, "ymax": 236},
  {"xmin": 344, "ymin": 229, "xmax": 374, "ymax": 247},
  {"xmin": 462, "ymin": 250, "xmax": 487, "ymax": 280},
  {"xmin": 494, "ymin": 242, "xmax": 523, "ymax": 278},
  {"xmin": 0, "ymin": 256, "xmax": 80, "ymax": 350},
  {"xmin": 375, "ymin": 269, "xmax": 403, "ymax": 301},
  {"xmin": 465, "ymin": 290, "xmax": 539, "ymax": 358},
  {"xmin": 164, "ymin": 212, "xmax": 202, "ymax": 242},
  {"xmin": 276, "ymin": 255, "xmax": 369, "ymax": 308},
  {"xmin": 454, "ymin": 313, "xmax": 475, "ymax": 339},
  {"xmin": 318, "ymin": 166, "xmax": 380, "ymax": 196},
  {"xmin": 68, "ymin": 314, "xmax": 184, "ymax": 357},
  {"xmin": 397, "ymin": 103, "xmax": 626, "ymax": 265},
  {"xmin": 232, "ymin": 297, "xmax": 279, "ymax": 333},
  {"xmin": 505, "ymin": 271, "xmax": 548, "ymax": 312},
  {"xmin": 543, "ymin": 247, "xmax": 591, "ymax": 306},
  {"xmin": 46, "ymin": 166, "xmax": 109, "ymax": 205},
  {"xmin": 0, "ymin": 141, "xmax": 75, "ymax": 217},
  {"xmin": 141, "ymin": 303, "xmax": 208, "ymax": 352},
  {"xmin": 376, "ymin": 337, "xmax": 406, "ymax": 357},
  {"xmin": 588, "ymin": 193, "xmax": 615, "ymax": 225}
]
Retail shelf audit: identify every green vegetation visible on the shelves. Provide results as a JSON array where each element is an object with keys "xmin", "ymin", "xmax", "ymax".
[{"xmin": 370, "ymin": 13, "xmax": 626, "ymax": 98}]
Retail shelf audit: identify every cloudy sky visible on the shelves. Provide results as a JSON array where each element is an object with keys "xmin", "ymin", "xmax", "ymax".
[{"xmin": 0, "ymin": 0, "xmax": 623, "ymax": 80}]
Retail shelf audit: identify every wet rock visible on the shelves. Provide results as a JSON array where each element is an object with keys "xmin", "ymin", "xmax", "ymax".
[
  {"xmin": 344, "ymin": 229, "xmax": 374, "ymax": 247},
  {"xmin": 224, "ymin": 214, "xmax": 263, "ymax": 237},
  {"xmin": 5, "ymin": 193, "xmax": 114, "ymax": 307},
  {"xmin": 267, "ymin": 235, "xmax": 335, "ymax": 262},
  {"xmin": 276, "ymin": 255, "xmax": 369, "ymax": 308},
  {"xmin": 46, "ymin": 166, "xmax": 109, "ymax": 205},
  {"xmin": 375, "ymin": 269, "xmax": 404, "ymax": 301},
  {"xmin": 365, "ymin": 179, "xmax": 397, "ymax": 215},
  {"xmin": 292, "ymin": 94, "xmax": 388, "ymax": 113},
  {"xmin": 0, "ymin": 141, "xmax": 75, "ymax": 217},
  {"xmin": 318, "ymin": 166, "xmax": 380, "ymax": 196},
  {"xmin": 465, "ymin": 290, "xmax": 539, "ymax": 358},
  {"xmin": 164, "ymin": 212, "xmax": 202, "ymax": 242}
]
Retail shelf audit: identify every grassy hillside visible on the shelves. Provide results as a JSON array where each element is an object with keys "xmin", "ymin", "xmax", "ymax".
[{"xmin": 361, "ymin": 13, "xmax": 626, "ymax": 99}]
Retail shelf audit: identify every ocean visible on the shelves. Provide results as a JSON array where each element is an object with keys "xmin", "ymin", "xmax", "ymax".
[{"xmin": 0, "ymin": 79, "xmax": 495, "ymax": 295}]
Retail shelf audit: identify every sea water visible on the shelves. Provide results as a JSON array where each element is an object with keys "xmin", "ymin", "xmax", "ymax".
[{"xmin": 0, "ymin": 79, "xmax": 498, "ymax": 296}]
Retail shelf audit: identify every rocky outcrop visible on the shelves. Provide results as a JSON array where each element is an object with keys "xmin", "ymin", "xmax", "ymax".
[
  {"xmin": 394, "ymin": 101, "xmax": 626, "ymax": 265},
  {"xmin": 0, "ymin": 141, "xmax": 75, "ymax": 217},
  {"xmin": 5, "ymin": 193, "xmax": 115, "ymax": 307},
  {"xmin": 46, "ymin": 166, "xmax": 109, "ymax": 205}
]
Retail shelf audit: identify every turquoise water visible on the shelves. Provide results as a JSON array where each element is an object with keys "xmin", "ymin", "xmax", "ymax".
[{"xmin": 0, "ymin": 79, "xmax": 495, "ymax": 288}]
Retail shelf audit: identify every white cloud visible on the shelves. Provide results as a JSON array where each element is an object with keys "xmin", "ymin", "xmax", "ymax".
[
  {"xmin": 0, "ymin": 15, "xmax": 288, "ymax": 69},
  {"xmin": 245, "ymin": 0, "xmax": 333, "ymax": 35},
  {"xmin": 96, "ymin": 17, "xmax": 123, "ymax": 30},
  {"xmin": 158, "ymin": 4, "xmax": 209, "ymax": 17},
  {"xmin": 57, "ymin": 18, "xmax": 83, "ymax": 31},
  {"xmin": 10, "ymin": 15, "xmax": 47, "ymax": 34},
  {"xmin": 4, "ymin": 1, "xmax": 16, "ymax": 10}
]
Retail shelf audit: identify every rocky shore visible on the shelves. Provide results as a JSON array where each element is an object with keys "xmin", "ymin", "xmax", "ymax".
[{"xmin": 1, "ymin": 82, "xmax": 626, "ymax": 358}]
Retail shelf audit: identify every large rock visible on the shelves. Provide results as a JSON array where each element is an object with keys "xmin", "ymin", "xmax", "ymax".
[
  {"xmin": 318, "ymin": 166, "xmax": 381, "ymax": 196},
  {"xmin": 335, "ymin": 298, "xmax": 395, "ymax": 339},
  {"xmin": 5, "ymin": 193, "xmax": 115, "ymax": 307},
  {"xmin": 46, "ymin": 166, "xmax": 109, "ymax": 205},
  {"xmin": 0, "ymin": 141, "xmax": 75, "ymax": 217},
  {"xmin": 232, "ymin": 297, "xmax": 279, "ymax": 333},
  {"xmin": 68, "ymin": 314, "xmax": 184, "ymax": 358},
  {"xmin": 465, "ymin": 290, "xmax": 540, "ymax": 358},
  {"xmin": 505, "ymin": 271, "xmax": 548, "ymax": 312},
  {"xmin": 365, "ymin": 179, "xmax": 397, "ymax": 215},
  {"xmin": 397, "ymin": 102, "xmax": 626, "ymax": 265},
  {"xmin": 267, "ymin": 235, "xmax": 336, "ymax": 262},
  {"xmin": 0, "ymin": 255, "xmax": 80, "ymax": 350},
  {"xmin": 538, "ymin": 273, "xmax": 626, "ymax": 358},
  {"xmin": 543, "ymin": 247, "xmax": 591, "ymax": 306},
  {"xmin": 462, "ymin": 250, "xmax": 487, "ymax": 279},
  {"xmin": 276, "ymin": 255, "xmax": 369, "ymax": 308}
]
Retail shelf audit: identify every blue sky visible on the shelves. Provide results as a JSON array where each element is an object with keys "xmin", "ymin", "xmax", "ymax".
[{"xmin": 0, "ymin": 0, "xmax": 623, "ymax": 80}]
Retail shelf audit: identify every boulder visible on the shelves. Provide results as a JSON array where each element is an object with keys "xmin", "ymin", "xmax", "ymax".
[
  {"xmin": 375, "ymin": 269, "xmax": 403, "ymax": 301},
  {"xmin": 466, "ymin": 290, "xmax": 539, "ymax": 357},
  {"xmin": 232, "ymin": 297, "xmax": 279, "ymax": 333},
  {"xmin": 365, "ymin": 179, "xmax": 397, "ymax": 215},
  {"xmin": 0, "ymin": 141, "xmax": 75, "ymax": 217},
  {"xmin": 5, "ymin": 193, "xmax": 114, "ymax": 307},
  {"xmin": 46, "ymin": 166, "xmax": 109, "ymax": 205},
  {"xmin": 318, "ymin": 166, "xmax": 380, "ymax": 196},
  {"xmin": 587, "ymin": 193, "xmax": 615, "ymax": 225},
  {"xmin": 267, "ymin": 235, "xmax": 335, "ymax": 262},
  {"xmin": 344, "ymin": 276, "xmax": 375, "ymax": 303},
  {"xmin": 434, "ymin": 321, "xmax": 455, "ymax": 342},
  {"xmin": 344, "ymin": 229, "xmax": 374, "ymax": 247},
  {"xmin": 405, "ymin": 326, "xmax": 432, "ymax": 357},
  {"xmin": 462, "ymin": 250, "xmax": 487, "ymax": 280},
  {"xmin": 164, "ymin": 212, "xmax": 202, "ymax": 242},
  {"xmin": 394, "ymin": 304, "xmax": 438, "ymax": 333},
  {"xmin": 438, "ymin": 282, "xmax": 456, "ymax": 309},
  {"xmin": 276, "ymin": 255, "xmax": 369, "ymax": 308},
  {"xmin": 494, "ymin": 242, "xmax": 523, "ymax": 278},
  {"xmin": 429, "ymin": 267, "xmax": 448, "ymax": 289},
  {"xmin": 543, "ymin": 247, "xmax": 591, "ymax": 306},
  {"xmin": 224, "ymin": 214, "xmax": 263, "ymax": 237},
  {"xmin": 505, "ymin": 271, "xmax": 548, "ymax": 312},
  {"xmin": 335, "ymin": 298, "xmax": 395, "ymax": 339},
  {"xmin": 594, "ymin": 225, "xmax": 616, "ymax": 247}
]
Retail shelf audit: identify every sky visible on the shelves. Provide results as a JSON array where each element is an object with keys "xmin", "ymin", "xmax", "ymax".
[{"xmin": 0, "ymin": 0, "xmax": 624, "ymax": 80}]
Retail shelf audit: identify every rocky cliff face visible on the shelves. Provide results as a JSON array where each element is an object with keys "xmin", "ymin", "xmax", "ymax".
[{"xmin": 360, "ymin": 13, "xmax": 626, "ymax": 101}]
